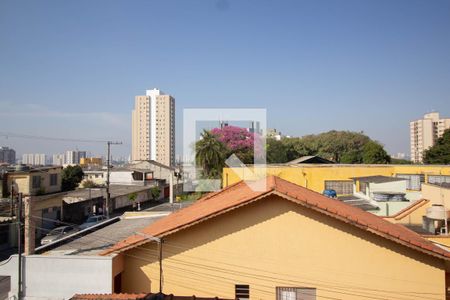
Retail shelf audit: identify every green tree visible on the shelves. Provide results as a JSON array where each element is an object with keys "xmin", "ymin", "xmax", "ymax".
[
  {"xmin": 195, "ymin": 130, "xmax": 227, "ymax": 178},
  {"xmin": 150, "ymin": 186, "xmax": 161, "ymax": 200},
  {"xmin": 340, "ymin": 150, "xmax": 363, "ymax": 164},
  {"xmin": 61, "ymin": 165, "xmax": 84, "ymax": 191},
  {"xmin": 362, "ymin": 141, "xmax": 391, "ymax": 164},
  {"xmin": 423, "ymin": 129, "xmax": 450, "ymax": 164},
  {"xmin": 267, "ymin": 138, "xmax": 288, "ymax": 163}
]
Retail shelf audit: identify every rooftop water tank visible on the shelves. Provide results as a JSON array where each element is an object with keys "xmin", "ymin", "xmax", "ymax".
[
  {"xmin": 426, "ymin": 205, "xmax": 449, "ymax": 220},
  {"xmin": 323, "ymin": 189, "xmax": 337, "ymax": 198},
  {"xmin": 14, "ymin": 164, "xmax": 30, "ymax": 172}
]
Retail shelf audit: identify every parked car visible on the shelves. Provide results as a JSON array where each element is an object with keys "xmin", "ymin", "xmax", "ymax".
[
  {"xmin": 79, "ymin": 215, "xmax": 108, "ymax": 230},
  {"xmin": 40, "ymin": 226, "xmax": 78, "ymax": 245}
]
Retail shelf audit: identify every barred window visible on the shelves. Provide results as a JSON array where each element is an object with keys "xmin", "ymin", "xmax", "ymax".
[
  {"xmin": 276, "ymin": 287, "xmax": 316, "ymax": 300},
  {"xmin": 50, "ymin": 174, "xmax": 58, "ymax": 186},
  {"xmin": 32, "ymin": 176, "xmax": 41, "ymax": 189},
  {"xmin": 428, "ymin": 175, "xmax": 450, "ymax": 185},
  {"xmin": 360, "ymin": 182, "xmax": 367, "ymax": 194},
  {"xmin": 235, "ymin": 284, "xmax": 249, "ymax": 300},
  {"xmin": 324, "ymin": 180, "xmax": 353, "ymax": 195},
  {"xmin": 396, "ymin": 174, "xmax": 424, "ymax": 190}
]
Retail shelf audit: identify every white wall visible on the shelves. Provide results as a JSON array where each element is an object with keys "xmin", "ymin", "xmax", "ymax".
[
  {"xmin": 0, "ymin": 254, "xmax": 113, "ymax": 300},
  {"xmin": 369, "ymin": 181, "xmax": 407, "ymax": 195}
]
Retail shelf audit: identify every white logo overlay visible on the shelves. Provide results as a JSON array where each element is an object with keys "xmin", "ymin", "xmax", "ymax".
[{"xmin": 183, "ymin": 108, "xmax": 267, "ymax": 192}]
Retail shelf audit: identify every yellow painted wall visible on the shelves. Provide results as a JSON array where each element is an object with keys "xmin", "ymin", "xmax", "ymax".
[
  {"xmin": 7, "ymin": 168, "xmax": 62, "ymax": 196},
  {"xmin": 121, "ymin": 195, "xmax": 446, "ymax": 299},
  {"xmin": 384, "ymin": 200, "xmax": 430, "ymax": 226},
  {"xmin": 423, "ymin": 183, "xmax": 450, "ymax": 207},
  {"xmin": 223, "ymin": 165, "xmax": 450, "ymax": 194}
]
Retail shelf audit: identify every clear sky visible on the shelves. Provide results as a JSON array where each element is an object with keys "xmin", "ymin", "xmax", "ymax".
[{"xmin": 1, "ymin": 0, "xmax": 449, "ymax": 159}]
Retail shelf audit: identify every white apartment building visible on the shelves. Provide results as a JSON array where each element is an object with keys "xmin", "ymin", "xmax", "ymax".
[
  {"xmin": 52, "ymin": 154, "xmax": 65, "ymax": 166},
  {"xmin": 410, "ymin": 112, "xmax": 450, "ymax": 163},
  {"xmin": 22, "ymin": 153, "xmax": 46, "ymax": 166},
  {"xmin": 131, "ymin": 88, "xmax": 175, "ymax": 166},
  {"xmin": 65, "ymin": 150, "xmax": 87, "ymax": 165}
]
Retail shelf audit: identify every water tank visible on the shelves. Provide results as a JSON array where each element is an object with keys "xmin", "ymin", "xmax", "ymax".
[
  {"xmin": 323, "ymin": 189, "xmax": 337, "ymax": 198},
  {"xmin": 14, "ymin": 164, "xmax": 30, "ymax": 172},
  {"xmin": 426, "ymin": 205, "xmax": 448, "ymax": 220}
]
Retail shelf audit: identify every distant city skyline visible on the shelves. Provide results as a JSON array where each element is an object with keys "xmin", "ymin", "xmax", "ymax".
[{"xmin": 1, "ymin": 0, "xmax": 450, "ymax": 158}]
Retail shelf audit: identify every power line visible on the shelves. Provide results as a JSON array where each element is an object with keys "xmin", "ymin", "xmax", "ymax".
[
  {"xmin": 28, "ymin": 217, "xmax": 443, "ymax": 300},
  {"xmin": 0, "ymin": 131, "xmax": 109, "ymax": 144}
]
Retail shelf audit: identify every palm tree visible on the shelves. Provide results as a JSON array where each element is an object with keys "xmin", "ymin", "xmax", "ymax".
[{"xmin": 196, "ymin": 130, "xmax": 227, "ymax": 178}]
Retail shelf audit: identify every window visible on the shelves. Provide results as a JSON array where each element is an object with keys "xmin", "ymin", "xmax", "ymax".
[
  {"xmin": 360, "ymin": 182, "xmax": 367, "ymax": 194},
  {"xmin": 50, "ymin": 174, "xmax": 58, "ymax": 186},
  {"xmin": 428, "ymin": 175, "xmax": 450, "ymax": 185},
  {"xmin": 235, "ymin": 284, "xmax": 249, "ymax": 300},
  {"xmin": 396, "ymin": 174, "xmax": 425, "ymax": 190},
  {"xmin": 324, "ymin": 180, "xmax": 353, "ymax": 195},
  {"xmin": 32, "ymin": 176, "xmax": 41, "ymax": 189},
  {"xmin": 276, "ymin": 287, "xmax": 316, "ymax": 300}
]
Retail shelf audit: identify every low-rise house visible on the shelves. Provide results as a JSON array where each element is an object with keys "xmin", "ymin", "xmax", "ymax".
[
  {"xmin": 0, "ymin": 210, "xmax": 176, "ymax": 299},
  {"xmin": 2, "ymin": 165, "xmax": 62, "ymax": 196},
  {"xmin": 101, "ymin": 176, "xmax": 450, "ymax": 299}
]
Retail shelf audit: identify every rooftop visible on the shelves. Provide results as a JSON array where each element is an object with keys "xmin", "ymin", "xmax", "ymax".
[
  {"xmin": 287, "ymin": 155, "xmax": 334, "ymax": 164},
  {"xmin": 350, "ymin": 175, "xmax": 406, "ymax": 184},
  {"xmin": 44, "ymin": 212, "xmax": 169, "ymax": 256},
  {"xmin": 63, "ymin": 185, "xmax": 155, "ymax": 204},
  {"xmin": 102, "ymin": 176, "xmax": 450, "ymax": 261}
]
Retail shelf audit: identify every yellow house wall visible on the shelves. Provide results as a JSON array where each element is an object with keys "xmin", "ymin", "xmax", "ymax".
[
  {"xmin": 223, "ymin": 165, "xmax": 450, "ymax": 194},
  {"xmin": 121, "ymin": 195, "xmax": 446, "ymax": 299},
  {"xmin": 423, "ymin": 183, "xmax": 450, "ymax": 207},
  {"xmin": 7, "ymin": 168, "xmax": 62, "ymax": 196}
]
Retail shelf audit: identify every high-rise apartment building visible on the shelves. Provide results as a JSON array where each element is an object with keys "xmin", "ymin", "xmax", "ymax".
[
  {"xmin": 131, "ymin": 88, "xmax": 175, "ymax": 166},
  {"xmin": 22, "ymin": 153, "xmax": 46, "ymax": 166},
  {"xmin": 65, "ymin": 150, "xmax": 87, "ymax": 165},
  {"xmin": 410, "ymin": 112, "xmax": 450, "ymax": 163},
  {"xmin": 52, "ymin": 154, "xmax": 65, "ymax": 166},
  {"xmin": 0, "ymin": 147, "xmax": 16, "ymax": 164}
]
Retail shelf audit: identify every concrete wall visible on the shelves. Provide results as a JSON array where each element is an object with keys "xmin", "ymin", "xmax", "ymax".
[
  {"xmin": 223, "ymin": 165, "xmax": 450, "ymax": 194},
  {"xmin": 0, "ymin": 254, "xmax": 115, "ymax": 300},
  {"xmin": 369, "ymin": 180, "xmax": 407, "ymax": 195},
  {"xmin": 121, "ymin": 195, "xmax": 446, "ymax": 299}
]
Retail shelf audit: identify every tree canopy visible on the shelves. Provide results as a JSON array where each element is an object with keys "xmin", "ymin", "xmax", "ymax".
[
  {"xmin": 196, "ymin": 128, "xmax": 393, "ymax": 178},
  {"xmin": 62, "ymin": 165, "xmax": 84, "ymax": 191},
  {"xmin": 267, "ymin": 130, "xmax": 390, "ymax": 164},
  {"xmin": 423, "ymin": 129, "xmax": 450, "ymax": 164}
]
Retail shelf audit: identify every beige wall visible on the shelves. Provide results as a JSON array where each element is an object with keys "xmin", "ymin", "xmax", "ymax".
[
  {"xmin": 7, "ymin": 168, "xmax": 62, "ymax": 196},
  {"xmin": 423, "ymin": 183, "xmax": 450, "ymax": 207},
  {"xmin": 121, "ymin": 196, "xmax": 446, "ymax": 299}
]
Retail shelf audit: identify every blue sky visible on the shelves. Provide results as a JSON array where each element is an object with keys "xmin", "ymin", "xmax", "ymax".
[{"xmin": 1, "ymin": 0, "xmax": 449, "ymax": 158}]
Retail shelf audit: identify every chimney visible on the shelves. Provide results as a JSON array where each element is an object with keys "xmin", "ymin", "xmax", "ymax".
[{"xmin": 24, "ymin": 196, "xmax": 35, "ymax": 255}]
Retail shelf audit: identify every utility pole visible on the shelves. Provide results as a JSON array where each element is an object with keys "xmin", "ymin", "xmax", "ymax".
[
  {"xmin": 105, "ymin": 141, "xmax": 122, "ymax": 218},
  {"xmin": 17, "ymin": 193, "xmax": 23, "ymax": 300}
]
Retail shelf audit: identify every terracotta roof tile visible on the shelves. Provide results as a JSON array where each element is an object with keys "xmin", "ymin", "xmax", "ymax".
[{"xmin": 101, "ymin": 176, "xmax": 450, "ymax": 260}]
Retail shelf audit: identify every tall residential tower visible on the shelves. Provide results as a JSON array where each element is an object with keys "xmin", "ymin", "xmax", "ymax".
[
  {"xmin": 131, "ymin": 88, "xmax": 175, "ymax": 166},
  {"xmin": 410, "ymin": 112, "xmax": 450, "ymax": 163}
]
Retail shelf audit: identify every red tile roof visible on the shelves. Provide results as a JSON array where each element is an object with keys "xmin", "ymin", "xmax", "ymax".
[
  {"xmin": 101, "ymin": 176, "xmax": 450, "ymax": 260},
  {"xmin": 71, "ymin": 294, "xmax": 232, "ymax": 300},
  {"xmin": 71, "ymin": 293, "xmax": 148, "ymax": 300}
]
